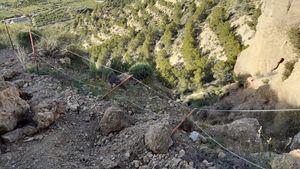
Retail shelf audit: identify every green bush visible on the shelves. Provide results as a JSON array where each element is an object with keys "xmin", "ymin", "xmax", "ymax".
[
  {"xmin": 155, "ymin": 50, "xmax": 178, "ymax": 87},
  {"xmin": 16, "ymin": 30, "xmax": 40, "ymax": 52},
  {"xmin": 36, "ymin": 37, "xmax": 60, "ymax": 57},
  {"xmin": 209, "ymin": 7, "xmax": 242, "ymax": 66},
  {"xmin": 288, "ymin": 27, "xmax": 300, "ymax": 53},
  {"xmin": 110, "ymin": 57, "xmax": 130, "ymax": 73},
  {"xmin": 212, "ymin": 61, "xmax": 234, "ymax": 85},
  {"xmin": 282, "ymin": 60, "xmax": 297, "ymax": 81},
  {"xmin": 129, "ymin": 62, "xmax": 154, "ymax": 80}
]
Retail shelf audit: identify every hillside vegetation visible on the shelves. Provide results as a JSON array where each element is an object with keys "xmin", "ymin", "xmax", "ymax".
[
  {"xmin": 70, "ymin": 0, "xmax": 260, "ymax": 104},
  {"xmin": 0, "ymin": 0, "xmax": 96, "ymax": 26},
  {"xmin": 1, "ymin": 0, "xmax": 261, "ymax": 105}
]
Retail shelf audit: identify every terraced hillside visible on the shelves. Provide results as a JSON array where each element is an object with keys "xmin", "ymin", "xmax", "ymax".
[{"xmin": 0, "ymin": 0, "xmax": 96, "ymax": 26}]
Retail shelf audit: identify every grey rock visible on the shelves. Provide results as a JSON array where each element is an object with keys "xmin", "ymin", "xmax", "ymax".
[
  {"xmin": 178, "ymin": 149, "xmax": 185, "ymax": 158},
  {"xmin": 143, "ymin": 156, "xmax": 150, "ymax": 164},
  {"xmin": 208, "ymin": 118, "xmax": 262, "ymax": 153},
  {"xmin": 170, "ymin": 158, "xmax": 181, "ymax": 168},
  {"xmin": 101, "ymin": 158, "xmax": 118, "ymax": 169},
  {"xmin": 132, "ymin": 160, "xmax": 140, "ymax": 168},
  {"xmin": 291, "ymin": 132, "xmax": 300, "ymax": 150},
  {"xmin": 124, "ymin": 152, "xmax": 131, "ymax": 158},
  {"xmin": 218, "ymin": 151, "xmax": 226, "ymax": 159},
  {"xmin": 100, "ymin": 106, "xmax": 129, "ymax": 135},
  {"xmin": 145, "ymin": 123, "xmax": 173, "ymax": 154},
  {"xmin": 1, "ymin": 128, "xmax": 24, "ymax": 143},
  {"xmin": 68, "ymin": 103, "xmax": 79, "ymax": 112},
  {"xmin": 189, "ymin": 131, "xmax": 200, "ymax": 142},
  {"xmin": 271, "ymin": 150, "xmax": 300, "ymax": 169}
]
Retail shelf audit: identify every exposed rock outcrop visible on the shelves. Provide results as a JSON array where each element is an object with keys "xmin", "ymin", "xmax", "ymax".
[
  {"xmin": 271, "ymin": 149, "xmax": 300, "ymax": 169},
  {"xmin": 208, "ymin": 118, "xmax": 262, "ymax": 153},
  {"xmin": 0, "ymin": 81, "xmax": 30, "ymax": 134},
  {"xmin": 291, "ymin": 132, "xmax": 300, "ymax": 150},
  {"xmin": 32, "ymin": 100, "xmax": 65, "ymax": 130},
  {"xmin": 234, "ymin": 0, "xmax": 300, "ymax": 106}
]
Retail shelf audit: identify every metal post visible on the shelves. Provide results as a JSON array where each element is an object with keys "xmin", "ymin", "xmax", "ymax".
[
  {"xmin": 29, "ymin": 30, "xmax": 38, "ymax": 71},
  {"xmin": 171, "ymin": 108, "xmax": 197, "ymax": 135},
  {"xmin": 4, "ymin": 21, "xmax": 15, "ymax": 50}
]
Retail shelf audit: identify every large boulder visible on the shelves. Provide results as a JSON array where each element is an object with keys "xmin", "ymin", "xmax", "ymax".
[
  {"xmin": 145, "ymin": 123, "xmax": 173, "ymax": 154},
  {"xmin": 208, "ymin": 118, "xmax": 262, "ymax": 153},
  {"xmin": 291, "ymin": 132, "xmax": 300, "ymax": 150},
  {"xmin": 271, "ymin": 150, "xmax": 300, "ymax": 169},
  {"xmin": 0, "ymin": 81, "xmax": 30, "ymax": 134},
  {"xmin": 32, "ymin": 100, "xmax": 65, "ymax": 130},
  {"xmin": 100, "ymin": 106, "xmax": 129, "ymax": 135}
]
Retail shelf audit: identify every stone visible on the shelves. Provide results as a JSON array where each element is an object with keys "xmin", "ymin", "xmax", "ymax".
[
  {"xmin": 1, "ymin": 128, "xmax": 24, "ymax": 143},
  {"xmin": 69, "ymin": 103, "xmax": 80, "ymax": 112},
  {"xmin": 208, "ymin": 118, "xmax": 262, "ymax": 152},
  {"xmin": 178, "ymin": 149, "xmax": 185, "ymax": 158},
  {"xmin": 132, "ymin": 160, "xmax": 140, "ymax": 168},
  {"xmin": 170, "ymin": 158, "xmax": 181, "ymax": 168},
  {"xmin": 125, "ymin": 152, "xmax": 131, "ymax": 158},
  {"xmin": 218, "ymin": 151, "xmax": 226, "ymax": 159},
  {"xmin": 189, "ymin": 131, "xmax": 200, "ymax": 142},
  {"xmin": 291, "ymin": 132, "xmax": 300, "ymax": 150},
  {"xmin": 143, "ymin": 156, "xmax": 150, "ymax": 164},
  {"xmin": 202, "ymin": 160, "xmax": 209, "ymax": 166},
  {"xmin": 101, "ymin": 158, "xmax": 118, "ymax": 169},
  {"xmin": 99, "ymin": 106, "xmax": 129, "ymax": 135},
  {"xmin": 59, "ymin": 57, "xmax": 71, "ymax": 65},
  {"xmin": 0, "ymin": 83, "xmax": 30, "ymax": 134},
  {"xmin": 145, "ymin": 123, "xmax": 173, "ymax": 154},
  {"xmin": 32, "ymin": 101, "xmax": 65, "ymax": 130},
  {"xmin": 271, "ymin": 150, "xmax": 300, "ymax": 169}
]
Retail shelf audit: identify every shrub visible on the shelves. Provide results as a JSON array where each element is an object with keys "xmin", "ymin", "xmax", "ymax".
[
  {"xmin": 155, "ymin": 50, "xmax": 178, "ymax": 87},
  {"xmin": 209, "ymin": 7, "xmax": 242, "ymax": 66},
  {"xmin": 212, "ymin": 61, "xmax": 234, "ymax": 85},
  {"xmin": 110, "ymin": 57, "xmax": 130, "ymax": 73},
  {"xmin": 16, "ymin": 30, "xmax": 40, "ymax": 52},
  {"xmin": 0, "ymin": 43, "xmax": 7, "ymax": 49},
  {"xmin": 129, "ymin": 62, "xmax": 154, "ymax": 80},
  {"xmin": 288, "ymin": 26, "xmax": 300, "ymax": 53},
  {"xmin": 282, "ymin": 60, "xmax": 297, "ymax": 81},
  {"xmin": 36, "ymin": 38, "xmax": 60, "ymax": 57}
]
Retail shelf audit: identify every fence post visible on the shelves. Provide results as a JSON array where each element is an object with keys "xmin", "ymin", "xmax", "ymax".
[
  {"xmin": 4, "ymin": 21, "xmax": 15, "ymax": 50},
  {"xmin": 29, "ymin": 30, "xmax": 38, "ymax": 72}
]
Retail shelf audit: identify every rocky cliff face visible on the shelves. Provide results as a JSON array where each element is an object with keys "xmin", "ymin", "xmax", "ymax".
[{"xmin": 235, "ymin": 0, "xmax": 300, "ymax": 106}]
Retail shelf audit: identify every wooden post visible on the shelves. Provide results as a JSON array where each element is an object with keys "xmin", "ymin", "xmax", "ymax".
[
  {"xmin": 171, "ymin": 108, "xmax": 197, "ymax": 135},
  {"xmin": 29, "ymin": 30, "xmax": 38, "ymax": 71},
  {"xmin": 101, "ymin": 75, "xmax": 133, "ymax": 100},
  {"xmin": 4, "ymin": 22, "xmax": 15, "ymax": 50}
]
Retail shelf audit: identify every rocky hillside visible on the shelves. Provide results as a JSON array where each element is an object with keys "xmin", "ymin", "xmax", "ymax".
[
  {"xmin": 0, "ymin": 49, "xmax": 271, "ymax": 169},
  {"xmin": 72, "ymin": 0, "xmax": 261, "ymax": 100},
  {"xmin": 235, "ymin": 0, "xmax": 300, "ymax": 107},
  {"xmin": 1, "ymin": 0, "xmax": 300, "ymax": 168}
]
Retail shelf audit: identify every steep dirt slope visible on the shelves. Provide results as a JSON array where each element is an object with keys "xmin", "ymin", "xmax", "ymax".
[
  {"xmin": 234, "ymin": 0, "xmax": 300, "ymax": 106},
  {"xmin": 0, "ymin": 49, "xmax": 260, "ymax": 169}
]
